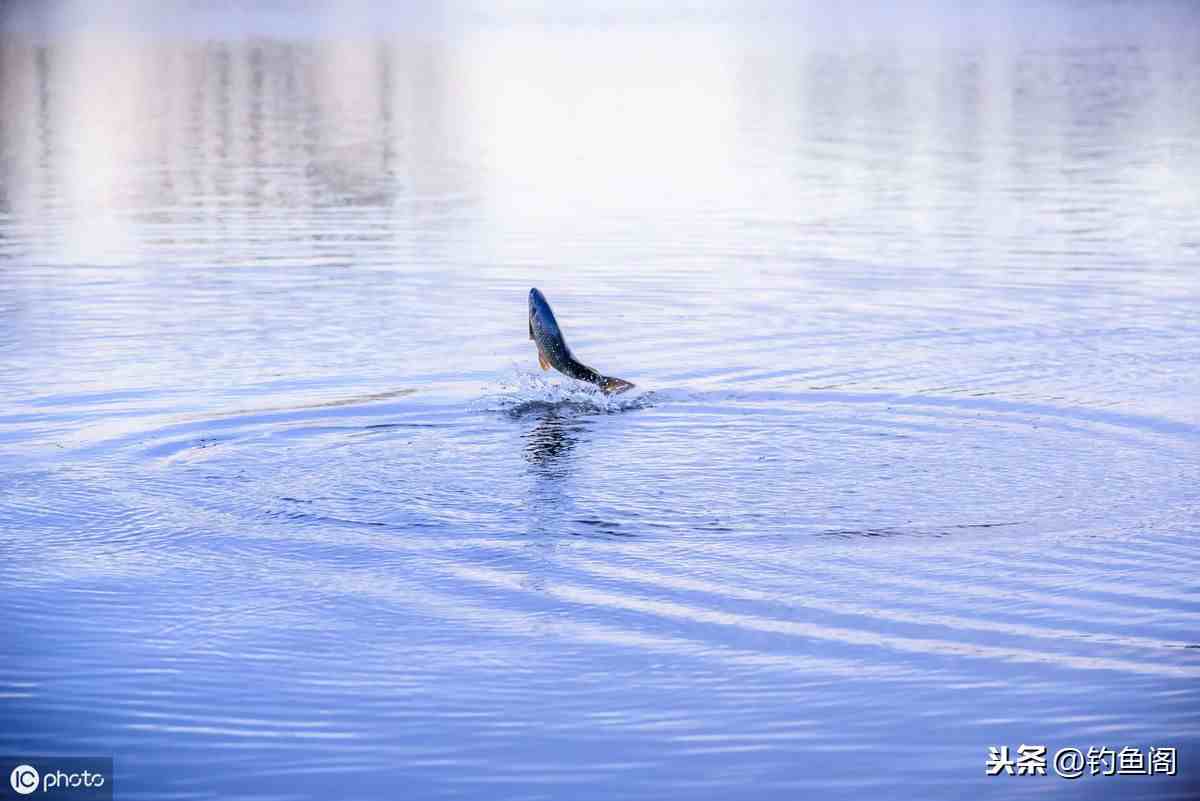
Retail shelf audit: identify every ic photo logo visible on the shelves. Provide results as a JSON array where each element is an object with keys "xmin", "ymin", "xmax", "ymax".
[
  {"xmin": 9, "ymin": 765, "xmax": 39, "ymax": 795},
  {"xmin": 3, "ymin": 758, "xmax": 110, "ymax": 800}
]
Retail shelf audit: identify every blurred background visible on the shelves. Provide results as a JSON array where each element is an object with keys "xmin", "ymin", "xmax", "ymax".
[{"xmin": 3, "ymin": 0, "xmax": 1196, "ymax": 270}]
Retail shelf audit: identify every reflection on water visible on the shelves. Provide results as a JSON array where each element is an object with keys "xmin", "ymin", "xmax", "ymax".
[
  {"xmin": 2, "ymin": 3, "xmax": 1197, "ymax": 273},
  {"xmin": 2, "ymin": 2, "xmax": 1199, "ymax": 800},
  {"xmin": 523, "ymin": 410, "xmax": 580, "ymax": 473}
]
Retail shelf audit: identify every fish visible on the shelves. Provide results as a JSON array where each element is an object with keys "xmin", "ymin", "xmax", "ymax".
[{"xmin": 528, "ymin": 288, "xmax": 634, "ymax": 395}]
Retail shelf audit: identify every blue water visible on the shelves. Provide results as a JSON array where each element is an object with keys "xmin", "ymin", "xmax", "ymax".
[{"xmin": 2, "ymin": 2, "xmax": 1199, "ymax": 799}]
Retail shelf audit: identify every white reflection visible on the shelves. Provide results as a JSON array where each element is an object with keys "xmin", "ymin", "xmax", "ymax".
[{"xmin": 0, "ymin": 0, "xmax": 1195, "ymax": 268}]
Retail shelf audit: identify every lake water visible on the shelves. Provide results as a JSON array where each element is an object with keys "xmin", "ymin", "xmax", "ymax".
[{"xmin": 1, "ymin": 2, "xmax": 1198, "ymax": 799}]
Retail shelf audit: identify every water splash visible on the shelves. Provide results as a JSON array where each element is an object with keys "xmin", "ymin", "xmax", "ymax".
[{"xmin": 478, "ymin": 368, "xmax": 655, "ymax": 418}]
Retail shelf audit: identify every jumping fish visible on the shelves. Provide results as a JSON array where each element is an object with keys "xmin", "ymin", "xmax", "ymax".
[{"xmin": 528, "ymin": 288, "xmax": 634, "ymax": 395}]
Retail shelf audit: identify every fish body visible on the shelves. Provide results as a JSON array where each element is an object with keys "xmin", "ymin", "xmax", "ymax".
[{"xmin": 528, "ymin": 288, "xmax": 634, "ymax": 395}]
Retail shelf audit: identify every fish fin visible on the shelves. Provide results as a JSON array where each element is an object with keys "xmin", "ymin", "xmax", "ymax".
[
  {"xmin": 599, "ymin": 376, "xmax": 634, "ymax": 395},
  {"xmin": 538, "ymin": 349, "xmax": 551, "ymax": 371}
]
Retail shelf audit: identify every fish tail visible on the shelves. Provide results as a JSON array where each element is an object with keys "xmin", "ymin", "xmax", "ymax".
[{"xmin": 598, "ymin": 375, "xmax": 635, "ymax": 395}]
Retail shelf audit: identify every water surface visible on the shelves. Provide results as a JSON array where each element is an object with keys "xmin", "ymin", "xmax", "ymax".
[{"xmin": 2, "ymin": 2, "xmax": 1199, "ymax": 799}]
